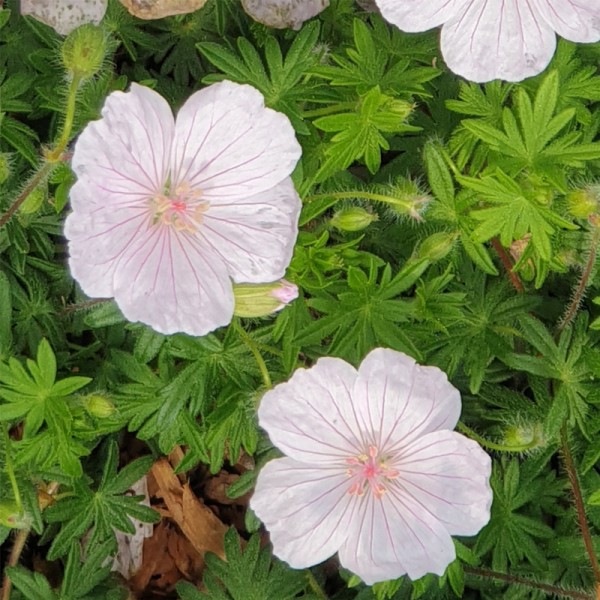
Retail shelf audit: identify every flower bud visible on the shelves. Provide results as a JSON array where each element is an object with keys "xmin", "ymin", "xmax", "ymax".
[
  {"xmin": 233, "ymin": 280, "xmax": 299, "ymax": 318},
  {"xmin": 61, "ymin": 24, "xmax": 106, "ymax": 80},
  {"xmin": 330, "ymin": 207, "xmax": 377, "ymax": 232},
  {"xmin": 84, "ymin": 393, "xmax": 115, "ymax": 418},
  {"xmin": 0, "ymin": 502, "xmax": 30, "ymax": 529},
  {"xmin": 383, "ymin": 177, "xmax": 430, "ymax": 222},
  {"xmin": 567, "ymin": 188, "xmax": 599, "ymax": 219},
  {"xmin": 417, "ymin": 231, "xmax": 456, "ymax": 261},
  {"xmin": 504, "ymin": 422, "xmax": 545, "ymax": 451}
]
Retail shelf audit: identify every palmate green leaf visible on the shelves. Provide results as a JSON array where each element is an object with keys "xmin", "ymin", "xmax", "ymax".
[
  {"xmin": 313, "ymin": 18, "xmax": 438, "ymax": 96},
  {"xmin": 177, "ymin": 529, "xmax": 309, "ymax": 600},
  {"xmin": 44, "ymin": 441, "xmax": 159, "ymax": 560},
  {"xmin": 460, "ymin": 169, "xmax": 576, "ymax": 261},
  {"xmin": 314, "ymin": 86, "xmax": 418, "ymax": 180},
  {"xmin": 197, "ymin": 22, "xmax": 320, "ymax": 134},
  {"xmin": 6, "ymin": 566, "xmax": 57, "ymax": 600},
  {"xmin": 503, "ymin": 315, "xmax": 594, "ymax": 438},
  {"xmin": 425, "ymin": 270, "xmax": 537, "ymax": 393},
  {"xmin": 295, "ymin": 260, "xmax": 425, "ymax": 363},
  {"xmin": 475, "ymin": 459, "xmax": 554, "ymax": 572},
  {"xmin": 461, "ymin": 71, "xmax": 600, "ymax": 179}
]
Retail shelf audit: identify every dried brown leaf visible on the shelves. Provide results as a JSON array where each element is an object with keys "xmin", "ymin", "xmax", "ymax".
[{"xmin": 118, "ymin": 0, "xmax": 208, "ymax": 20}]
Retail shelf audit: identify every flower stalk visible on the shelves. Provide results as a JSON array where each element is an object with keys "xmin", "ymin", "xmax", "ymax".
[{"xmin": 232, "ymin": 319, "xmax": 272, "ymax": 390}]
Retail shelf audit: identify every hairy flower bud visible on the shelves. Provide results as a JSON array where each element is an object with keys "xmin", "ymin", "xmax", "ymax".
[
  {"xmin": 504, "ymin": 422, "xmax": 545, "ymax": 451},
  {"xmin": 19, "ymin": 185, "xmax": 45, "ymax": 215},
  {"xmin": 61, "ymin": 24, "xmax": 106, "ymax": 80},
  {"xmin": 567, "ymin": 188, "xmax": 599, "ymax": 219},
  {"xmin": 417, "ymin": 231, "xmax": 456, "ymax": 261},
  {"xmin": 84, "ymin": 393, "xmax": 116, "ymax": 418},
  {"xmin": 233, "ymin": 280, "xmax": 299, "ymax": 318},
  {"xmin": 330, "ymin": 207, "xmax": 378, "ymax": 232},
  {"xmin": 0, "ymin": 502, "xmax": 30, "ymax": 529}
]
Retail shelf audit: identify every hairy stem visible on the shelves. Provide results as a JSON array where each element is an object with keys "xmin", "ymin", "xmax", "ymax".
[
  {"xmin": 1, "ymin": 528, "xmax": 30, "ymax": 600},
  {"xmin": 561, "ymin": 426, "xmax": 600, "ymax": 587},
  {"xmin": 305, "ymin": 190, "xmax": 418, "ymax": 216},
  {"xmin": 559, "ymin": 225, "xmax": 600, "ymax": 333},
  {"xmin": 47, "ymin": 75, "xmax": 82, "ymax": 161},
  {"xmin": 232, "ymin": 320, "xmax": 272, "ymax": 390},
  {"xmin": 457, "ymin": 422, "xmax": 537, "ymax": 453},
  {"xmin": 491, "ymin": 237, "xmax": 524, "ymax": 293},
  {"xmin": 0, "ymin": 161, "xmax": 53, "ymax": 229},
  {"xmin": 464, "ymin": 565, "xmax": 594, "ymax": 600}
]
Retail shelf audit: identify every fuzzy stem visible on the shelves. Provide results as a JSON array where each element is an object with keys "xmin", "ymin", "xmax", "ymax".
[
  {"xmin": 559, "ymin": 225, "xmax": 600, "ymax": 333},
  {"xmin": 1, "ymin": 528, "xmax": 30, "ymax": 600},
  {"xmin": 303, "ymin": 102, "xmax": 356, "ymax": 118},
  {"xmin": 491, "ymin": 237, "xmax": 525, "ymax": 293},
  {"xmin": 47, "ymin": 75, "xmax": 82, "ymax": 161},
  {"xmin": 305, "ymin": 190, "xmax": 417, "ymax": 214},
  {"xmin": 560, "ymin": 426, "xmax": 600, "ymax": 587},
  {"xmin": 457, "ymin": 422, "xmax": 537, "ymax": 453},
  {"xmin": 306, "ymin": 571, "xmax": 329, "ymax": 600},
  {"xmin": 464, "ymin": 565, "xmax": 594, "ymax": 600},
  {"xmin": 0, "ymin": 161, "xmax": 53, "ymax": 229},
  {"xmin": 2, "ymin": 425, "xmax": 22, "ymax": 514},
  {"xmin": 232, "ymin": 320, "xmax": 272, "ymax": 390}
]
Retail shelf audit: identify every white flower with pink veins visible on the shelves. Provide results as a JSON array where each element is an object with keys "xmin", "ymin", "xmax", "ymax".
[
  {"xmin": 373, "ymin": 0, "xmax": 600, "ymax": 82},
  {"xmin": 250, "ymin": 348, "xmax": 493, "ymax": 584},
  {"xmin": 65, "ymin": 81, "xmax": 302, "ymax": 336}
]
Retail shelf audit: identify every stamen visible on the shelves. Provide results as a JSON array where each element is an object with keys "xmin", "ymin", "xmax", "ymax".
[
  {"xmin": 150, "ymin": 179, "xmax": 208, "ymax": 233},
  {"xmin": 346, "ymin": 446, "xmax": 399, "ymax": 499}
]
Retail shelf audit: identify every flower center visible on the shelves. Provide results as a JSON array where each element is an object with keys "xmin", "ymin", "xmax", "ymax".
[
  {"xmin": 346, "ymin": 445, "xmax": 399, "ymax": 499},
  {"xmin": 150, "ymin": 181, "xmax": 208, "ymax": 233}
]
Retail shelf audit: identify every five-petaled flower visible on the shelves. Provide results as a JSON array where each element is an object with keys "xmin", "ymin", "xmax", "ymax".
[
  {"xmin": 250, "ymin": 348, "xmax": 492, "ymax": 584},
  {"xmin": 373, "ymin": 0, "xmax": 600, "ymax": 82},
  {"xmin": 65, "ymin": 81, "xmax": 302, "ymax": 336}
]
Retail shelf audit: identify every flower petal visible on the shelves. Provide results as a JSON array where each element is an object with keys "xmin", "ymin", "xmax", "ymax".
[
  {"xmin": 394, "ymin": 430, "xmax": 492, "ymax": 537},
  {"xmin": 258, "ymin": 357, "xmax": 364, "ymax": 464},
  {"xmin": 352, "ymin": 348, "xmax": 461, "ymax": 452},
  {"xmin": 65, "ymin": 200, "xmax": 150, "ymax": 298},
  {"xmin": 374, "ymin": 0, "xmax": 469, "ymax": 32},
  {"xmin": 72, "ymin": 83, "xmax": 174, "ymax": 197},
  {"xmin": 251, "ymin": 457, "xmax": 354, "ymax": 568},
  {"xmin": 200, "ymin": 178, "xmax": 300, "ymax": 283},
  {"xmin": 535, "ymin": 0, "xmax": 600, "ymax": 43},
  {"xmin": 338, "ymin": 486, "xmax": 455, "ymax": 583},
  {"xmin": 110, "ymin": 228, "xmax": 234, "ymax": 336},
  {"xmin": 441, "ymin": 0, "xmax": 556, "ymax": 82},
  {"xmin": 171, "ymin": 81, "xmax": 301, "ymax": 200}
]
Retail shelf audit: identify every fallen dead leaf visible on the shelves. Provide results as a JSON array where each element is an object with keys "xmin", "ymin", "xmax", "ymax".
[
  {"xmin": 118, "ymin": 0, "xmax": 208, "ymax": 20},
  {"xmin": 21, "ymin": 0, "xmax": 107, "ymax": 35},
  {"xmin": 242, "ymin": 0, "xmax": 329, "ymax": 29},
  {"xmin": 151, "ymin": 458, "xmax": 227, "ymax": 559}
]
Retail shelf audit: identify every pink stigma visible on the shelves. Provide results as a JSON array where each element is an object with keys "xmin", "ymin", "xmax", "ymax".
[
  {"xmin": 346, "ymin": 445, "xmax": 399, "ymax": 499},
  {"xmin": 150, "ymin": 180, "xmax": 208, "ymax": 233}
]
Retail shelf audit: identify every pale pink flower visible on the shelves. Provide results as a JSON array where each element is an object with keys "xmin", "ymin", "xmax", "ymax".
[
  {"xmin": 373, "ymin": 0, "xmax": 600, "ymax": 82},
  {"xmin": 250, "ymin": 348, "xmax": 492, "ymax": 584},
  {"xmin": 65, "ymin": 81, "xmax": 302, "ymax": 336}
]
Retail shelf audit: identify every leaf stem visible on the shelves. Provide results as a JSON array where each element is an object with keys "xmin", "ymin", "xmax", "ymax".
[
  {"xmin": 1, "ymin": 528, "xmax": 30, "ymax": 600},
  {"xmin": 47, "ymin": 74, "xmax": 82, "ymax": 161},
  {"xmin": 560, "ymin": 426, "xmax": 600, "ymax": 588},
  {"xmin": 559, "ymin": 224, "xmax": 600, "ymax": 333},
  {"xmin": 305, "ymin": 190, "xmax": 416, "ymax": 214},
  {"xmin": 457, "ymin": 422, "xmax": 537, "ymax": 453},
  {"xmin": 2, "ymin": 425, "xmax": 22, "ymax": 514},
  {"xmin": 464, "ymin": 565, "xmax": 594, "ymax": 600},
  {"xmin": 232, "ymin": 320, "xmax": 272, "ymax": 390},
  {"xmin": 306, "ymin": 570, "xmax": 329, "ymax": 600},
  {"xmin": 0, "ymin": 161, "xmax": 53, "ymax": 229},
  {"xmin": 491, "ymin": 237, "xmax": 524, "ymax": 293}
]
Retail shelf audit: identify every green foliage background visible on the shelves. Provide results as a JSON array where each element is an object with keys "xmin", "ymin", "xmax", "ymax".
[{"xmin": 2, "ymin": 0, "xmax": 600, "ymax": 598}]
